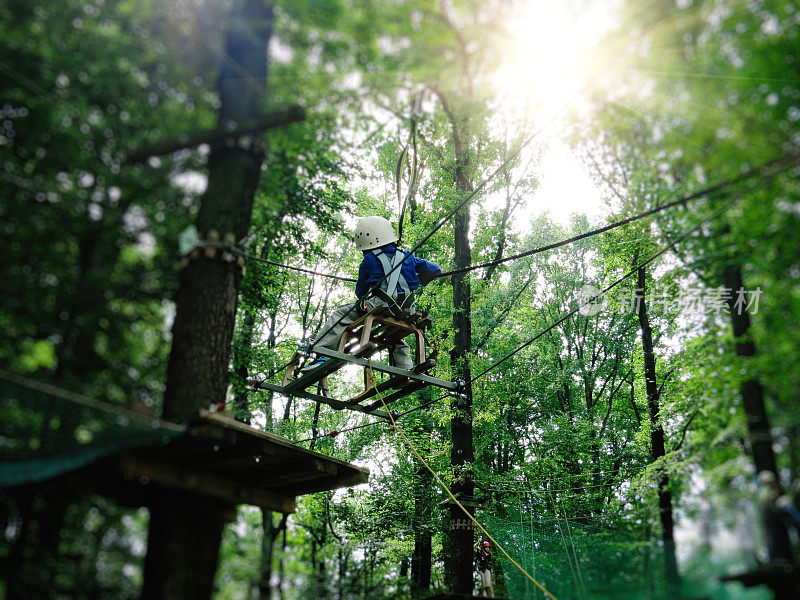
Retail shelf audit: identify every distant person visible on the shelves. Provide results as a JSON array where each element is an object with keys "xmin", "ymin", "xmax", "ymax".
[
  {"xmin": 474, "ymin": 537, "xmax": 495, "ymax": 598},
  {"xmin": 303, "ymin": 216, "xmax": 441, "ymax": 372}
]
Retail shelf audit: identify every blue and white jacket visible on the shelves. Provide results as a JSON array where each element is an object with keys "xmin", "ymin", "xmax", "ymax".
[{"xmin": 355, "ymin": 244, "xmax": 441, "ymax": 300}]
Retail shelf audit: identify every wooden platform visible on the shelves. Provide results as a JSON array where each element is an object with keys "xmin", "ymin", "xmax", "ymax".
[
  {"xmin": 258, "ymin": 304, "xmax": 458, "ymax": 417},
  {"xmin": 65, "ymin": 410, "xmax": 369, "ymax": 514}
]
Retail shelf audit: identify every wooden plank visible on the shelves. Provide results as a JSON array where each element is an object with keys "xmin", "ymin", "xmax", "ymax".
[
  {"xmin": 282, "ymin": 356, "xmax": 346, "ymax": 394},
  {"xmin": 111, "ymin": 454, "xmax": 297, "ymax": 513},
  {"xmin": 313, "ymin": 347, "xmax": 457, "ymax": 390},
  {"xmin": 362, "ymin": 381, "xmax": 426, "ymax": 412},
  {"xmin": 413, "ymin": 358, "xmax": 437, "ymax": 373},
  {"xmin": 346, "ymin": 359, "xmax": 435, "ymax": 405},
  {"xmin": 257, "ymin": 382, "xmax": 391, "ymax": 419},
  {"xmin": 193, "ymin": 410, "xmax": 377, "ymax": 470},
  {"xmin": 276, "ymin": 470, "xmax": 369, "ymax": 496},
  {"xmin": 266, "ymin": 463, "xmax": 338, "ymax": 488},
  {"xmin": 347, "ymin": 376, "xmax": 405, "ymax": 405}
]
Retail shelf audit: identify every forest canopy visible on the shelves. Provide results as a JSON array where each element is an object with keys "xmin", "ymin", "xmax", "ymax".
[{"xmin": 1, "ymin": 0, "xmax": 799, "ymax": 599}]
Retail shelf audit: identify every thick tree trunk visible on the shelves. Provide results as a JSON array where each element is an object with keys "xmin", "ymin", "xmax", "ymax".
[
  {"xmin": 722, "ymin": 266, "xmax": 794, "ymax": 569},
  {"xmin": 636, "ymin": 267, "xmax": 680, "ymax": 589},
  {"xmin": 141, "ymin": 2, "xmax": 273, "ymax": 599},
  {"xmin": 447, "ymin": 117, "xmax": 475, "ymax": 594}
]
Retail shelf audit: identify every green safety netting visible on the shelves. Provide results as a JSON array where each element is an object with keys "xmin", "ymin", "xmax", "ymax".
[
  {"xmin": 480, "ymin": 511, "xmax": 769, "ymax": 600},
  {"xmin": 0, "ymin": 372, "xmax": 184, "ymax": 487}
]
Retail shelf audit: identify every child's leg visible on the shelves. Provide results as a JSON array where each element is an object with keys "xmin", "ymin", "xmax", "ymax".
[
  {"xmin": 390, "ymin": 339, "xmax": 413, "ymax": 371},
  {"xmin": 313, "ymin": 302, "xmax": 358, "ymax": 351}
]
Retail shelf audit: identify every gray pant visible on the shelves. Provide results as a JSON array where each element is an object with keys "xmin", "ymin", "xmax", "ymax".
[{"xmin": 313, "ymin": 297, "xmax": 413, "ymax": 370}]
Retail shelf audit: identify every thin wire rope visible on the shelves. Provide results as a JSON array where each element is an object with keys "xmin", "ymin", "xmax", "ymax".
[
  {"xmin": 559, "ymin": 494, "xmax": 588, "ymax": 600},
  {"xmin": 299, "ymin": 195, "xmax": 735, "ymax": 444},
  {"xmin": 549, "ymin": 489, "xmax": 582, "ymax": 598},
  {"xmin": 488, "ymin": 465, "xmax": 650, "ymax": 483},
  {"xmin": 0, "ymin": 369, "xmax": 185, "ymax": 432},
  {"xmin": 434, "ymin": 152, "xmax": 797, "ymax": 279},
  {"xmin": 247, "ymin": 253, "xmax": 357, "ymax": 283},
  {"xmin": 374, "ymin": 387, "xmax": 560, "ymax": 600},
  {"xmin": 306, "ymin": 127, "xmax": 541, "ymax": 353}
]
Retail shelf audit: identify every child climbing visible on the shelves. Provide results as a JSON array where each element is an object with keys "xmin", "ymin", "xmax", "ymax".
[{"xmin": 303, "ymin": 216, "xmax": 441, "ymax": 372}]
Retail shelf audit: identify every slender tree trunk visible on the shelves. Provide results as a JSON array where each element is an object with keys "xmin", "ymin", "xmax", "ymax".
[
  {"xmin": 259, "ymin": 509, "xmax": 276, "ymax": 600},
  {"xmin": 141, "ymin": 3, "xmax": 274, "ymax": 599},
  {"xmin": 636, "ymin": 267, "xmax": 680, "ymax": 589},
  {"xmin": 409, "ymin": 400, "xmax": 433, "ymax": 594},
  {"xmin": 412, "ymin": 463, "xmax": 433, "ymax": 593}
]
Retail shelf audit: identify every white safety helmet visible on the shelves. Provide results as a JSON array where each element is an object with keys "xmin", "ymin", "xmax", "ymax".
[{"xmin": 354, "ymin": 216, "xmax": 398, "ymax": 251}]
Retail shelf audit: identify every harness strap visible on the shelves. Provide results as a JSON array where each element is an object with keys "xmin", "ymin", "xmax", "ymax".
[{"xmin": 372, "ymin": 249, "xmax": 412, "ymax": 299}]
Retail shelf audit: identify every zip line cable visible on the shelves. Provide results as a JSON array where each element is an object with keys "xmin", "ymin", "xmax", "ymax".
[
  {"xmin": 256, "ymin": 152, "xmax": 797, "ymax": 285},
  {"xmin": 305, "ymin": 126, "xmax": 541, "ymax": 353},
  {"xmin": 298, "ymin": 197, "xmax": 736, "ymax": 444},
  {"xmin": 246, "ymin": 255, "xmax": 357, "ymax": 283},
  {"xmin": 433, "ymin": 151, "xmax": 798, "ymax": 279}
]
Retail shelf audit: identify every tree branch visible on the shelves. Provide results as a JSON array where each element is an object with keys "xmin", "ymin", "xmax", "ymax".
[{"xmin": 126, "ymin": 106, "xmax": 305, "ymax": 163}]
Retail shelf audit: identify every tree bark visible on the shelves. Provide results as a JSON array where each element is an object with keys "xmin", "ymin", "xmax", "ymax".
[
  {"xmin": 411, "ymin": 447, "xmax": 433, "ymax": 592},
  {"xmin": 259, "ymin": 509, "xmax": 276, "ymax": 600},
  {"xmin": 141, "ymin": 2, "xmax": 274, "ymax": 599},
  {"xmin": 722, "ymin": 265, "xmax": 794, "ymax": 570},
  {"xmin": 636, "ymin": 267, "xmax": 679, "ymax": 588},
  {"xmin": 446, "ymin": 103, "xmax": 476, "ymax": 595}
]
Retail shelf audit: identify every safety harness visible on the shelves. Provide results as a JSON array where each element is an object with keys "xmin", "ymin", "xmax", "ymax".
[{"xmin": 369, "ymin": 248, "xmax": 415, "ymax": 315}]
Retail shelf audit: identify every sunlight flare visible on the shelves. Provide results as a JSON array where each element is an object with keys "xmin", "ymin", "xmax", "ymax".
[{"xmin": 495, "ymin": 0, "xmax": 619, "ymax": 123}]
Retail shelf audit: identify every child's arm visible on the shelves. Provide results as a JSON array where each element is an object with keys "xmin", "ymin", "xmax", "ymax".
[
  {"xmin": 355, "ymin": 253, "xmax": 381, "ymax": 298},
  {"xmin": 414, "ymin": 255, "xmax": 442, "ymax": 285}
]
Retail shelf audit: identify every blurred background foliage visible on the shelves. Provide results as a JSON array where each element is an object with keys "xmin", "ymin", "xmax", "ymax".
[{"xmin": 2, "ymin": 0, "xmax": 799, "ymax": 598}]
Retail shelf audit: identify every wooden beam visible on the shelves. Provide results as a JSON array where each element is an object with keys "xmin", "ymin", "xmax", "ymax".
[
  {"xmin": 281, "ymin": 357, "xmax": 346, "ymax": 394},
  {"xmin": 347, "ymin": 375, "xmax": 405, "ymax": 405},
  {"xmin": 314, "ymin": 347, "xmax": 457, "ymax": 390},
  {"xmin": 362, "ymin": 380, "xmax": 426, "ymax": 412},
  {"xmin": 277, "ymin": 470, "xmax": 369, "ymax": 496},
  {"xmin": 257, "ymin": 382, "xmax": 391, "ymax": 419},
  {"xmin": 125, "ymin": 106, "xmax": 305, "ymax": 163},
  {"xmin": 112, "ymin": 454, "xmax": 296, "ymax": 513},
  {"xmin": 266, "ymin": 463, "xmax": 337, "ymax": 488}
]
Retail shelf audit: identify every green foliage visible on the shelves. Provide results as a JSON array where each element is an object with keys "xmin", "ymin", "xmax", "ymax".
[{"xmin": 4, "ymin": 0, "xmax": 800, "ymax": 597}]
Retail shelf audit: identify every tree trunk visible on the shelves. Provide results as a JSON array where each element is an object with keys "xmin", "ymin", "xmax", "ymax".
[
  {"xmin": 411, "ymin": 463, "xmax": 433, "ymax": 593},
  {"xmin": 259, "ymin": 509, "xmax": 275, "ymax": 600},
  {"xmin": 141, "ymin": 2, "xmax": 274, "ymax": 599},
  {"xmin": 722, "ymin": 266, "xmax": 794, "ymax": 569},
  {"xmin": 636, "ymin": 267, "xmax": 680, "ymax": 589},
  {"xmin": 447, "ymin": 109, "xmax": 476, "ymax": 595}
]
